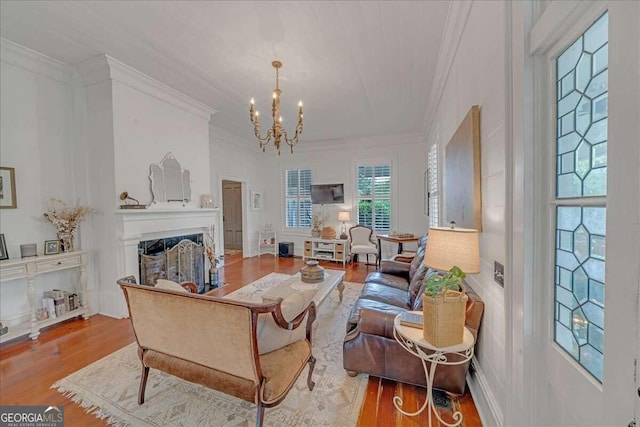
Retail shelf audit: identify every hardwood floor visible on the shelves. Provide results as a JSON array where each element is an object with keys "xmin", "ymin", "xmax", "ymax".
[{"xmin": 0, "ymin": 254, "xmax": 481, "ymax": 426}]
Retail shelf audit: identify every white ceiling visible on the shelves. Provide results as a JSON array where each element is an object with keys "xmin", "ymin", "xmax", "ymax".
[{"xmin": 0, "ymin": 1, "xmax": 450, "ymax": 143}]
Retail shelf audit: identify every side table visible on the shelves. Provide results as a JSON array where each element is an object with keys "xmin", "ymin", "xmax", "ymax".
[{"xmin": 393, "ymin": 312, "xmax": 475, "ymax": 427}]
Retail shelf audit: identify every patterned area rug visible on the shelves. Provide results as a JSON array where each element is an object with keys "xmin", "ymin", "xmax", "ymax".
[{"xmin": 52, "ymin": 273, "xmax": 367, "ymax": 426}]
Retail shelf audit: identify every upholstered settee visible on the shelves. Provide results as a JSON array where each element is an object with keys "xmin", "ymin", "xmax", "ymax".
[
  {"xmin": 118, "ymin": 277, "xmax": 317, "ymax": 427},
  {"xmin": 343, "ymin": 237, "xmax": 484, "ymax": 395}
]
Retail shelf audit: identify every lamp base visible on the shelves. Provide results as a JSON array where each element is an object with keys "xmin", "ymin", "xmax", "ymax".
[{"xmin": 340, "ymin": 233, "xmax": 348, "ymax": 240}]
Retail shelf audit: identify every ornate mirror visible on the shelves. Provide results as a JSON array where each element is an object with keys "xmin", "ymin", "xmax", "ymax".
[{"xmin": 149, "ymin": 153, "xmax": 191, "ymax": 206}]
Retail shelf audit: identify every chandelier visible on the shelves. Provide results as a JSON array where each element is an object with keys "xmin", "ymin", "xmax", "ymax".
[{"xmin": 249, "ymin": 60, "xmax": 303, "ymax": 154}]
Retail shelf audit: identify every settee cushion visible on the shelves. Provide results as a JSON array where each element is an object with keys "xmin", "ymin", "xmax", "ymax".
[
  {"xmin": 256, "ymin": 287, "xmax": 316, "ymax": 355},
  {"xmin": 260, "ymin": 340, "xmax": 312, "ymax": 403},
  {"xmin": 358, "ymin": 283, "xmax": 410, "ymax": 309}
]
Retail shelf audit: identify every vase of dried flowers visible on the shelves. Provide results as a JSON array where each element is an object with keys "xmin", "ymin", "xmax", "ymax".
[{"xmin": 43, "ymin": 199, "xmax": 94, "ymax": 253}]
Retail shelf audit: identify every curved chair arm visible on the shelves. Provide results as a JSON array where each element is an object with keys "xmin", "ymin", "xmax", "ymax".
[{"xmin": 270, "ymin": 300, "xmax": 317, "ymax": 342}]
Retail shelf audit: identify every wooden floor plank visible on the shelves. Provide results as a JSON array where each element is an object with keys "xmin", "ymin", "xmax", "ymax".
[{"xmin": 0, "ymin": 255, "xmax": 481, "ymax": 426}]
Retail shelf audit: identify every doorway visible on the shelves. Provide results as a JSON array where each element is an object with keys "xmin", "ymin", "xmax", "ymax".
[{"xmin": 222, "ymin": 180, "xmax": 243, "ymax": 254}]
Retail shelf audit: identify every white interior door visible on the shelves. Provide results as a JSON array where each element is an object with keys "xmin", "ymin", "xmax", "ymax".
[
  {"xmin": 222, "ymin": 180, "xmax": 243, "ymax": 250},
  {"xmin": 532, "ymin": 2, "xmax": 639, "ymax": 425}
]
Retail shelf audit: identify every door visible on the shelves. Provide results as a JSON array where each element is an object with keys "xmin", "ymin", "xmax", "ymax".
[
  {"xmin": 222, "ymin": 180, "xmax": 243, "ymax": 250},
  {"xmin": 532, "ymin": 2, "xmax": 639, "ymax": 425}
]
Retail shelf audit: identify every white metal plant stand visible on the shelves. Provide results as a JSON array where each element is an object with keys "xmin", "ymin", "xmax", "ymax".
[{"xmin": 392, "ymin": 312, "xmax": 475, "ymax": 427}]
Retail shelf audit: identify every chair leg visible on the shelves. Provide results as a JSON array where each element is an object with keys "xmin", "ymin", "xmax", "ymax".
[
  {"xmin": 307, "ymin": 356, "xmax": 316, "ymax": 391},
  {"xmin": 346, "ymin": 370, "xmax": 358, "ymax": 377},
  {"xmin": 138, "ymin": 365, "xmax": 150, "ymax": 405},
  {"xmin": 256, "ymin": 402, "xmax": 265, "ymax": 427}
]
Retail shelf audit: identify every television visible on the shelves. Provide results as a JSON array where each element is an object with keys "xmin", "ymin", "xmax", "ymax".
[{"xmin": 310, "ymin": 183, "xmax": 344, "ymax": 204}]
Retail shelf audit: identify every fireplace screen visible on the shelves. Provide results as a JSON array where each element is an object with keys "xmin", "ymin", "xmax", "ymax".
[{"xmin": 139, "ymin": 234, "xmax": 205, "ymax": 292}]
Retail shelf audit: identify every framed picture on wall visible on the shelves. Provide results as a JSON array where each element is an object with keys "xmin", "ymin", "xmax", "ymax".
[
  {"xmin": 250, "ymin": 191, "xmax": 263, "ymax": 211},
  {"xmin": 0, "ymin": 167, "xmax": 17, "ymax": 209}
]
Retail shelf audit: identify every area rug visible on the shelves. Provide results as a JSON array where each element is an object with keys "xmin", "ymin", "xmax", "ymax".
[{"xmin": 52, "ymin": 274, "xmax": 367, "ymax": 427}]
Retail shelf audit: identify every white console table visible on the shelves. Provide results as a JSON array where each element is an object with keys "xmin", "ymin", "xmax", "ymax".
[
  {"xmin": 303, "ymin": 238, "xmax": 349, "ymax": 267},
  {"xmin": 0, "ymin": 251, "xmax": 90, "ymax": 343}
]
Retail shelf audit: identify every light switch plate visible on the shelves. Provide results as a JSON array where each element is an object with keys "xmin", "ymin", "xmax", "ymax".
[{"xmin": 494, "ymin": 261, "xmax": 504, "ymax": 287}]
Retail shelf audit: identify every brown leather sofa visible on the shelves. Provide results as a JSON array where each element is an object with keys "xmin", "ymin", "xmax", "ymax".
[{"xmin": 343, "ymin": 236, "xmax": 484, "ymax": 395}]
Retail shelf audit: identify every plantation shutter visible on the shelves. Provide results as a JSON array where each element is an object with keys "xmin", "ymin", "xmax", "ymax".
[{"xmin": 285, "ymin": 169, "xmax": 312, "ymax": 228}]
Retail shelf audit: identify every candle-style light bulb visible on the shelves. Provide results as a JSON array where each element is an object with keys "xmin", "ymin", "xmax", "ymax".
[
  {"xmin": 273, "ymin": 91, "xmax": 277, "ymax": 99},
  {"xmin": 250, "ymin": 98, "xmax": 255, "ymax": 105},
  {"xmin": 279, "ymin": 116, "xmax": 283, "ymax": 122},
  {"xmin": 255, "ymin": 111, "xmax": 259, "ymax": 117},
  {"xmin": 298, "ymin": 101, "xmax": 303, "ymax": 107}
]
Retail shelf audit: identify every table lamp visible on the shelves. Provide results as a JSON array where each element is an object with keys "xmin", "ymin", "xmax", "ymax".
[
  {"xmin": 424, "ymin": 225, "xmax": 480, "ymax": 275},
  {"xmin": 338, "ymin": 211, "xmax": 351, "ymax": 239}
]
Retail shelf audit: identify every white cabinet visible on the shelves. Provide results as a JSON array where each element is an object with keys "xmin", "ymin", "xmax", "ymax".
[
  {"xmin": 303, "ymin": 238, "xmax": 349, "ymax": 267},
  {"xmin": 0, "ymin": 251, "xmax": 90, "ymax": 343},
  {"xmin": 258, "ymin": 231, "xmax": 277, "ymax": 257}
]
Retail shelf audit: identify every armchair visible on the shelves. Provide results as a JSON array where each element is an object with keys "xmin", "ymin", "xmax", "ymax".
[
  {"xmin": 349, "ymin": 225, "xmax": 378, "ymax": 265},
  {"xmin": 118, "ymin": 277, "xmax": 317, "ymax": 427}
]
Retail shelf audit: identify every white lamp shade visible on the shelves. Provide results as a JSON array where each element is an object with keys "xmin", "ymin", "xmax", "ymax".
[
  {"xmin": 424, "ymin": 226, "xmax": 480, "ymax": 274},
  {"xmin": 338, "ymin": 211, "xmax": 351, "ymax": 221}
]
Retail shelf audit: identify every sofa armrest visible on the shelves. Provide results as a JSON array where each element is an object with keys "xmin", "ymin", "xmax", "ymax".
[
  {"xmin": 345, "ymin": 307, "xmax": 397, "ymax": 341},
  {"xmin": 379, "ymin": 260, "xmax": 411, "ymax": 278}
]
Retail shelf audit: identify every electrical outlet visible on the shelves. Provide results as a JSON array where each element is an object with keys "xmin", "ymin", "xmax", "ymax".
[{"xmin": 494, "ymin": 261, "xmax": 504, "ymax": 287}]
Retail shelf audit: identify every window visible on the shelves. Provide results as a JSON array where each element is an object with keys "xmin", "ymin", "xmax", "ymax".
[
  {"xmin": 285, "ymin": 169, "xmax": 312, "ymax": 228},
  {"xmin": 357, "ymin": 164, "xmax": 391, "ymax": 231},
  {"xmin": 428, "ymin": 144, "xmax": 439, "ymax": 227},
  {"xmin": 553, "ymin": 12, "xmax": 607, "ymax": 382}
]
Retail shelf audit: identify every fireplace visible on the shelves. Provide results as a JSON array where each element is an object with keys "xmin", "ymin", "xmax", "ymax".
[
  {"xmin": 115, "ymin": 209, "xmax": 221, "ymax": 310},
  {"xmin": 138, "ymin": 233, "xmax": 205, "ymax": 292}
]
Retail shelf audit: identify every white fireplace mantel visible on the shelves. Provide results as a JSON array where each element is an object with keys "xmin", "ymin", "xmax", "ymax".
[{"xmin": 115, "ymin": 208, "xmax": 222, "ymax": 296}]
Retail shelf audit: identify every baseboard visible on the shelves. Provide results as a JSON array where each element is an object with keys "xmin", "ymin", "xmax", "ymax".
[{"xmin": 466, "ymin": 357, "xmax": 504, "ymax": 427}]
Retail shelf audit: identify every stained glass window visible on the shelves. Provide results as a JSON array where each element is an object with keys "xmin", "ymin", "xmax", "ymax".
[{"xmin": 554, "ymin": 12, "xmax": 607, "ymax": 382}]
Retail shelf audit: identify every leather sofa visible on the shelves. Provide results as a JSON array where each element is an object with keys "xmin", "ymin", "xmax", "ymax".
[{"xmin": 343, "ymin": 236, "xmax": 484, "ymax": 395}]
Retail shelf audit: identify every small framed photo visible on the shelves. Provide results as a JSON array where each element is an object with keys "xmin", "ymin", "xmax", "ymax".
[
  {"xmin": 44, "ymin": 239, "xmax": 60, "ymax": 255},
  {"xmin": 250, "ymin": 190, "xmax": 263, "ymax": 211},
  {"xmin": 0, "ymin": 167, "xmax": 17, "ymax": 209},
  {"xmin": 0, "ymin": 234, "xmax": 8, "ymax": 260}
]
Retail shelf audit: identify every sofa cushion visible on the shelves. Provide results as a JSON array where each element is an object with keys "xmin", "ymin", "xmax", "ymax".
[
  {"xmin": 347, "ymin": 297, "xmax": 409, "ymax": 332},
  {"xmin": 256, "ymin": 287, "xmax": 316, "ymax": 355},
  {"xmin": 408, "ymin": 245, "xmax": 426, "ymax": 281},
  {"xmin": 364, "ymin": 271, "xmax": 410, "ymax": 291},
  {"xmin": 358, "ymin": 282, "xmax": 411, "ymax": 309},
  {"xmin": 408, "ymin": 266, "xmax": 437, "ymax": 307}
]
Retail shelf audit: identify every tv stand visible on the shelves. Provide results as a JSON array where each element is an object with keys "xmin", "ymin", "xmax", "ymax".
[{"xmin": 303, "ymin": 238, "xmax": 349, "ymax": 267}]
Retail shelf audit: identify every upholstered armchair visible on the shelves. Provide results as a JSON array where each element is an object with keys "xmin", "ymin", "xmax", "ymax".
[
  {"xmin": 118, "ymin": 277, "xmax": 317, "ymax": 427},
  {"xmin": 349, "ymin": 225, "xmax": 378, "ymax": 265}
]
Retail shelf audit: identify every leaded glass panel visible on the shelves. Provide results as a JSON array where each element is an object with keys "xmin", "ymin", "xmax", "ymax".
[
  {"xmin": 556, "ymin": 12, "xmax": 608, "ymax": 199},
  {"xmin": 554, "ymin": 206, "xmax": 606, "ymax": 381}
]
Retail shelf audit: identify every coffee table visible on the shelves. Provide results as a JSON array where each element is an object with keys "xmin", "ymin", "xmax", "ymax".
[{"xmin": 261, "ymin": 270, "xmax": 345, "ymax": 306}]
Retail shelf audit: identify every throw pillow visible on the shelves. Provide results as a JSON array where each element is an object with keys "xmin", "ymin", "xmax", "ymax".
[
  {"xmin": 155, "ymin": 279, "xmax": 188, "ymax": 293},
  {"xmin": 257, "ymin": 287, "xmax": 316, "ymax": 355}
]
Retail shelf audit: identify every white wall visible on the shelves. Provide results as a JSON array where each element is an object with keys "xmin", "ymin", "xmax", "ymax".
[
  {"xmin": 271, "ymin": 134, "xmax": 429, "ymax": 259},
  {"xmin": 425, "ymin": 1, "xmax": 507, "ymax": 424},
  {"xmin": 0, "ymin": 40, "xmax": 90, "ymax": 326},
  {"xmin": 209, "ymin": 125, "xmax": 267, "ymax": 257}
]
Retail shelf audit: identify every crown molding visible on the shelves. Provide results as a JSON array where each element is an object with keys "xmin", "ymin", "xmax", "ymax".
[
  {"xmin": 420, "ymin": 0, "xmax": 474, "ymax": 141},
  {"xmin": 292, "ymin": 132, "xmax": 425, "ymax": 154},
  {"xmin": 76, "ymin": 54, "xmax": 216, "ymax": 121},
  {"xmin": 210, "ymin": 124, "xmax": 259, "ymax": 154},
  {"xmin": 0, "ymin": 38, "xmax": 73, "ymax": 84}
]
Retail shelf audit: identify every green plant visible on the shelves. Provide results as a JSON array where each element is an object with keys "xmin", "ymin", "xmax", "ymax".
[{"xmin": 423, "ymin": 266, "xmax": 466, "ymax": 297}]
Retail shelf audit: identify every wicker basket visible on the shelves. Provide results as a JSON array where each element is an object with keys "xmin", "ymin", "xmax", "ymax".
[{"xmin": 421, "ymin": 288, "xmax": 468, "ymax": 347}]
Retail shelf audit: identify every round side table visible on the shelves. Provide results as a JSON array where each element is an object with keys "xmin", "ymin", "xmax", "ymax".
[{"xmin": 393, "ymin": 311, "xmax": 475, "ymax": 427}]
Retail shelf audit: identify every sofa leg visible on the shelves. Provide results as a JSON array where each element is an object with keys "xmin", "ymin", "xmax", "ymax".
[
  {"xmin": 307, "ymin": 356, "xmax": 316, "ymax": 391},
  {"xmin": 256, "ymin": 402, "xmax": 264, "ymax": 427},
  {"xmin": 138, "ymin": 365, "xmax": 150, "ymax": 404},
  {"xmin": 346, "ymin": 370, "xmax": 358, "ymax": 377}
]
